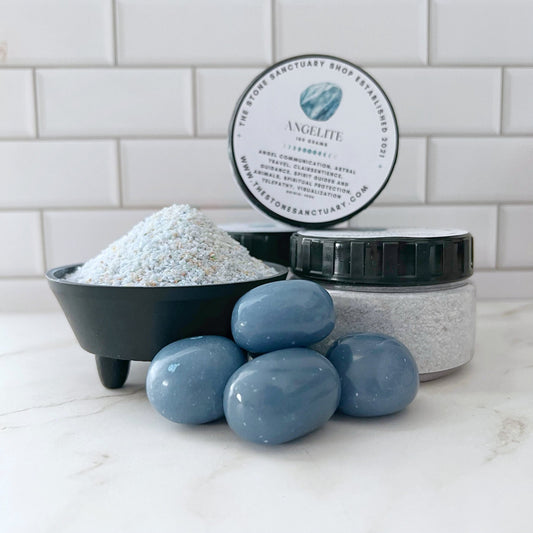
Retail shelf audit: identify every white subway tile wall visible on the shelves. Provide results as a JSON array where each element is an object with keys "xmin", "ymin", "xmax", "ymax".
[
  {"xmin": 196, "ymin": 68, "xmax": 263, "ymax": 136},
  {"xmin": 0, "ymin": 69, "xmax": 35, "ymax": 137},
  {"xmin": 428, "ymin": 138, "xmax": 533, "ymax": 203},
  {"xmin": 430, "ymin": 0, "xmax": 533, "ymax": 65},
  {"xmin": 0, "ymin": 140, "xmax": 119, "ymax": 208},
  {"xmin": 37, "ymin": 69, "xmax": 193, "ymax": 137},
  {"xmin": 120, "ymin": 139, "xmax": 246, "ymax": 207},
  {"xmin": 0, "ymin": 0, "xmax": 114, "ymax": 66},
  {"xmin": 0, "ymin": 211, "xmax": 43, "ymax": 276},
  {"xmin": 116, "ymin": 0, "xmax": 272, "ymax": 65},
  {"xmin": 368, "ymin": 68, "xmax": 502, "ymax": 135},
  {"xmin": 43, "ymin": 209, "xmax": 152, "ymax": 268},
  {"xmin": 502, "ymin": 68, "xmax": 533, "ymax": 134},
  {"xmin": 373, "ymin": 138, "xmax": 426, "ymax": 205},
  {"xmin": 497, "ymin": 205, "xmax": 533, "ymax": 268},
  {"xmin": 0, "ymin": 0, "xmax": 532, "ymax": 309},
  {"xmin": 276, "ymin": 0, "xmax": 428, "ymax": 65}
]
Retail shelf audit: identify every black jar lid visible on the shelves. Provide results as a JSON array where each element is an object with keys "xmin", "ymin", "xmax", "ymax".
[
  {"xmin": 221, "ymin": 222, "xmax": 298, "ymax": 267},
  {"xmin": 291, "ymin": 228, "xmax": 474, "ymax": 286}
]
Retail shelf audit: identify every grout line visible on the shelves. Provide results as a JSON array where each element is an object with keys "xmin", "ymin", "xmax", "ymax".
[
  {"xmin": 3, "ymin": 133, "xmax": 533, "ymax": 143},
  {"xmin": 421, "ymin": 200, "xmax": 526, "ymax": 207},
  {"xmin": 426, "ymin": 0, "xmax": 431, "ymax": 65},
  {"xmin": 363, "ymin": 202, "xmax": 517, "ymax": 208},
  {"xmin": 0, "ymin": 204, "xmax": 263, "ymax": 213},
  {"xmin": 0, "ymin": 63, "xmax": 272, "ymax": 70},
  {"xmin": 0, "ymin": 275, "xmax": 56, "ymax": 281},
  {"xmin": 3, "ymin": 63, "xmax": 533, "ymax": 70},
  {"xmin": 424, "ymin": 136, "xmax": 430, "ymax": 204},
  {"xmin": 31, "ymin": 69, "xmax": 40, "ymax": 137},
  {"xmin": 112, "ymin": 0, "xmax": 119, "ymax": 66},
  {"xmin": 499, "ymin": 67, "xmax": 505, "ymax": 134},
  {"xmin": 271, "ymin": 0, "xmax": 277, "ymax": 62},
  {"xmin": 0, "ymin": 134, "xmax": 204, "ymax": 142},
  {"xmin": 402, "ymin": 133, "xmax": 533, "ymax": 138},
  {"xmin": 2, "ymin": 202, "xmax": 533, "ymax": 214},
  {"xmin": 0, "ymin": 202, "xmax": 531, "ymax": 213},
  {"xmin": 191, "ymin": 67, "xmax": 198, "ymax": 137},
  {"xmin": 371, "ymin": 63, "xmax": 533, "ymax": 69},
  {"xmin": 38, "ymin": 209, "xmax": 47, "ymax": 271},
  {"xmin": 418, "ymin": 63, "xmax": 533, "ymax": 69},
  {"xmin": 115, "ymin": 139, "xmax": 123, "ymax": 207}
]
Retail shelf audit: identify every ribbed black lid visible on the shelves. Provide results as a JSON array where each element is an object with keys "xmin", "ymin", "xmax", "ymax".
[
  {"xmin": 222, "ymin": 223, "xmax": 297, "ymax": 267},
  {"xmin": 291, "ymin": 229, "xmax": 474, "ymax": 286}
]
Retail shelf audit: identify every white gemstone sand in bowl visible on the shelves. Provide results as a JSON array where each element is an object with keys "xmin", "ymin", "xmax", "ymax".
[
  {"xmin": 67, "ymin": 204, "xmax": 277, "ymax": 287},
  {"xmin": 47, "ymin": 205, "xmax": 286, "ymax": 389}
]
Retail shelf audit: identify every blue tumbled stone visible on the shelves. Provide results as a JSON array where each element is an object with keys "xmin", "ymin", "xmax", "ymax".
[
  {"xmin": 300, "ymin": 82, "xmax": 343, "ymax": 121},
  {"xmin": 224, "ymin": 348, "xmax": 341, "ymax": 444},
  {"xmin": 231, "ymin": 279, "xmax": 335, "ymax": 354},
  {"xmin": 327, "ymin": 333, "xmax": 419, "ymax": 417},
  {"xmin": 146, "ymin": 335, "xmax": 246, "ymax": 424}
]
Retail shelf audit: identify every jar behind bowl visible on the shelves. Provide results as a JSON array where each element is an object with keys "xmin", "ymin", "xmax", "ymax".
[{"xmin": 290, "ymin": 229, "xmax": 476, "ymax": 381}]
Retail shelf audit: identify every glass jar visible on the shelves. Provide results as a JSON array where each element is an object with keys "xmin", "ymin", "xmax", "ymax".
[{"xmin": 290, "ymin": 229, "xmax": 476, "ymax": 381}]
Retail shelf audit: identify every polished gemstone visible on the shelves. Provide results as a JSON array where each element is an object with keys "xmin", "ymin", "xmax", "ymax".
[
  {"xmin": 231, "ymin": 279, "xmax": 335, "ymax": 354},
  {"xmin": 146, "ymin": 335, "xmax": 246, "ymax": 424},
  {"xmin": 327, "ymin": 333, "xmax": 419, "ymax": 417},
  {"xmin": 300, "ymin": 82, "xmax": 343, "ymax": 121},
  {"xmin": 224, "ymin": 348, "xmax": 341, "ymax": 444}
]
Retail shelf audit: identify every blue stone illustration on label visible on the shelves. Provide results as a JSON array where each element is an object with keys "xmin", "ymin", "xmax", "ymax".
[{"xmin": 300, "ymin": 82, "xmax": 343, "ymax": 121}]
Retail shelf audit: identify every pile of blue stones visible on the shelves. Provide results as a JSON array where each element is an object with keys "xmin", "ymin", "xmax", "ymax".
[{"xmin": 146, "ymin": 279, "xmax": 419, "ymax": 445}]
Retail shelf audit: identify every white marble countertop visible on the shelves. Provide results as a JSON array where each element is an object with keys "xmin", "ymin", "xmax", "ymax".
[{"xmin": 1, "ymin": 301, "xmax": 532, "ymax": 533}]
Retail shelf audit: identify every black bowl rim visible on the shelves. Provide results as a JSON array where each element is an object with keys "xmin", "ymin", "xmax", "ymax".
[{"xmin": 45, "ymin": 261, "xmax": 288, "ymax": 294}]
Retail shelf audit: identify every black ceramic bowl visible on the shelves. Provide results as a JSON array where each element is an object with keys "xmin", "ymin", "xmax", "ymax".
[{"xmin": 46, "ymin": 263, "xmax": 287, "ymax": 388}]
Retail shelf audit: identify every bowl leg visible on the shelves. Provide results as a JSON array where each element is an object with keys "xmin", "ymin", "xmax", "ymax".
[{"xmin": 95, "ymin": 356, "xmax": 130, "ymax": 389}]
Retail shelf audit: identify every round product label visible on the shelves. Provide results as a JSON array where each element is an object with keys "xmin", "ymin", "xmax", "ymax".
[{"xmin": 229, "ymin": 55, "xmax": 399, "ymax": 227}]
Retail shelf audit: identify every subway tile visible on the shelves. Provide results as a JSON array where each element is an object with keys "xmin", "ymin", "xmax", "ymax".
[
  {"xmin": 0, "ymin": 70, "xmax": 35, "ymax": 137},
  {"xmin": 276, "ymin": 0, "xmax": 427, "ymax": 65},
  {"xmin": 473, "ymin": 271, "xmax": 533, "ymax": 299},
  {"xmin": 431, "ymin": 0, "xmax": 533, "ymax": 65},
  {"xmin": 498, "ymin": 205, "xmax": 533, "ymax": 268},
  {"xmin": 0, "ymin": 0, "xmax": 113, "ymax": 66},
  {"xmin": 117, "ymin": 0, "xmax": 271, "ymax": 65},
  {"xmin": 0, "ymin": 278, "xmax": 59, "ymax": 312},
  {"xmin": 37, "ymin": 69, "xmax": 193, "ymax": 137},
  {"xmin": 503, "ymin": 69, "xmax": 533, "ymax": 134},
  {"xmin": 0, "ymin": 212, "xmax": 43, "ymax": 276},
  {"xmin": 121, "ymin": 139, "xmax": 248, "ymax": 207},
  {"xmin": 43, "ymin": 209, "xmax": 153, "ymax": 269},
  {"xmin": 0, "ymin": 141, "xmax": 118, "ymax": 208},
  {"xmin": 369, "ymin": 68, "xmax": 501, "ymax": 135},
  {"xmin": 374, "ymin": 138, "xmax": 426, "ymax": 204},
  {"xmin": 428, "ymin": 138, "xmax": 533, "ymax": 203},
  {"xmin": 197, "ymin": 68, "xmax": 262, "ymax": 136},
  {"xmin": 350, "ymin": 205, "xmax": 497, "ymax": 268}
]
